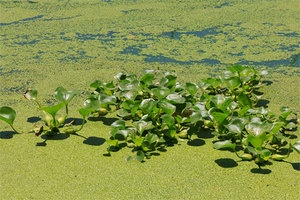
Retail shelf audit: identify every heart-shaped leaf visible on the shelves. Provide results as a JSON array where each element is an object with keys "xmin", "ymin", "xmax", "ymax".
[
  {"xmin": 247, "ymin": 133, "xmax": 266, "ymax": 150},
  {"xmin": 238, "ymin": 93, "xmax": 252, "ymax": 107},
  {"xmin": 54, "ymin": 87, "xmax": 81, "ymax": 104},
  {"xmin": 0, "ymin": 106, "xmax": 16, "ymax": 125},
  {"xmin": 79, "ymin": 108, "xmax": 94, "ymax": 118},
  {"xmin": 135, "ymin": 150, "xmax": 145, "ymax": 162},
  {"xmin": 41, "ymin": 103, "xmax": 65, "ymax": 118}
]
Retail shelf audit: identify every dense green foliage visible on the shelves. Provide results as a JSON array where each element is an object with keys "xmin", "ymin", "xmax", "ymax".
[{"xmin": 0, "ymin": 66, "xmax": 299, "ymax": 168}]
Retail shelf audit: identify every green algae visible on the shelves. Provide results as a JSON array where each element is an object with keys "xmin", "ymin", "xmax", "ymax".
[{"xmin": 0, "ymin": 0, "xmax": 300, "ymax": 199}]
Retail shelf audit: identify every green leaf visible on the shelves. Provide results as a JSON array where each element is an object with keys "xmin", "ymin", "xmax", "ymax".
[
  {"xmin": 79, "ymin": 108, "xmax": 94, "ymax": 118},
  {"xmin": 238, "ymin": 93, "xmax": 252, "ymax": 107},
  {"xmin": 258, "ymin": 149, "xmax": 271, "ymax": 161},
  {"xmin": 291, "ymin": 141, "xmax": 300, "ymax": 154},
  {"xmin": 133, "ymin": 120, "xmax": 152, "ymax": 135},
  {"xmin": 247, "ymin": 133, "xmax": 266, "ymax": 150},
  {"xmin": 190, "ymin": 111, "xmax": 202, "ymax": 124},
  {"xmin": 144, "ymin": 133, "xmax": 159, "ymax": 144},
  {"xmin": 140, "ymin": 99, "xmax": 157, "ymax": 114},
  {"xmin": 98, "ymin": 94, "xmax": 117, "ymax": 105},
  {"xmin": 90, "ymin": 80, "xmax": 103, "ymax": 89},
  {"xmin": 54, "ymin": 87, "xmax": 81, "ymax": 104},
  {"xmin": 166, "ymin": 129, "xmax": 176, "ymax": 138},
  {"xmin": 213, "ymin": 140, "xmax": 236, "ymax": 150},
  {"xmin": 166, "ymin": 93, "xmax": 185, "ymax": 104},
  {"xmin": 41, "ymin": 103, "xmax": 65, "ymax": 118},
  {"xmin": 111, "ymin": 120, "xmax": 126, "ymax": 129},
  {"xmin": 24, "ymin": 88, "xmax": 38, "ymax": 100},
  {"xmin": 210, "ymin": 112, "xmax": 228, "ymax": 124},
  {"xmin": 225, "ymin": 118, "xmax": 245, "ymax": 134},
  {"xmin": 224, "ymin": 77, "xmax": 241, "ymax": 90},
  {"xmin": 125, "ymin": 156, "xmax": 133, "ymax": 161},
  {"xmin": 135, "ymin": 150, "xmax": 145, "ymax": 162},
  {"xmin": 246, "ymin": 122, "xmax": 268, "ymax": 136},
  {"xmin": 211, "ymin": 95, "xmax": 226, "ymax": 108},
  {"xmin": 107, "ymin": 139, "xmax": 119, "ymax": 147},
  {"xmin": 161, "ymin": 114, "xmax": 175, "ymax": 127},
  {"xmin": 151, "ymin": 87, "xmax": 170, "ymax": 99},
  {"xmin": 0, "ymin": 106, "xmax": 16, "ymax": 125},
  {"xmin": 280, "ymin": 106, "xmax": 293, "ymax": 119},
  {"xmin": 159, "ymin": 101, "xmax": 176, "ymax": 115},
  {"xmin": 132, "ymin": 137, "xmax": 144, "ymax": 147},
  {"xmin": 116, "ymin": 109, "xmax": 131, "ymax": 118},
  {"xmin": 140, "ymin": 73, "xmax": 154, "ymax": 85},
  {"xmin": 185, "ymin": 82, "xmax": 198, "ymax": 95}
]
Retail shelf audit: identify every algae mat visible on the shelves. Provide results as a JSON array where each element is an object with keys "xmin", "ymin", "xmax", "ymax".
[{"xmin": 0, "ymin": 0, "xmax": 299, "ymax": 199}]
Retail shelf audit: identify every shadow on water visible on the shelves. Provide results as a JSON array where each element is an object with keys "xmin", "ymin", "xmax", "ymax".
[
  {"xmin": 83, "ymin": 136, "xmax": 106, "ymax": 146},
  {"xmin": 41, "ymin": 133, "xmax": 70, "ymax": 140},
  {"xmin": 215, "ymin": 158, "xmax": 238, "ymax": 168},
  {"xmin": 255, "ymin": 99, "xmax": 270, "ymax": 108},
  {"xmin": 0, "ymin": 131, "xmax": 16, "ymax": 139},
  {"xmin": 64, "ymin": 118, "xmax": 86, "ymax": 126},
  {"xmin": 158, "ymin": 27, "xmax": 220, "ymax": 39},
  {"xmin": 187, "ymin": 138, "xmax": 205, "ymax": 146},
  {"xmin": 27, "ymin": 116, "xmax": 42, "ymax": 123},
  {"xmin": 250, "ymin": 168, "xmax": 272, "ymax": 174},
  {"xmin": 88, "ymin": 116, "xmax": 119, "ymax": 126}
]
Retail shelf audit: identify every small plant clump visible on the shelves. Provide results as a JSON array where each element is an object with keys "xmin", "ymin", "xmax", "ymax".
[{"xmin": 0, "ymin": 65, "xmax": 299, "ymax": 168}]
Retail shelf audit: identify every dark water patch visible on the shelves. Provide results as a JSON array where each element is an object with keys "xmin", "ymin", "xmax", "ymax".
[
  {"xmin": 229, "ymin": 52, "xmax": 243, "ymax": 56},
  {"xmin": 263, "ymin": 22, "xmax": 273, "ymax": 26},
  {"xmin": 242, "ymin": 45, "xmax": 249, "ymax": 49},
  {"xmin": 278, "ymin": 32, "xmax": 299, "ymax": 37},
  {"xmin": 32, "ymin": 55, "xmax": 39, "ymax": 59},
  {"xmin": 42, "ymin": 15, "xmax": 81, "ymax": 21},
  {"xmin": 144, "ymin": 54, "xmax": 221, "ymax": 65},
  {"xmin": 38, "ymin": 50, "xmax": 44, "ymax": 54},
  {"xmin": 121, "ymin": 45, "xmax": 142, "ymax": 55},
  {"xmin": 9, "ymin": 86, "xmax": 26, "ymax": 93},
  {"xmin": 75, "ymin": 31, "xmax": 118, "ymax": 41},
  {"xmin": 215, "ymin": 3, "xmax": 232, "ymax": 8},
  {"xmin": 15, "ymin": 39, "xmax": 39, "ymax": 46},
  {"xmin": 236, "ymin": 54, "xmax": 299, "ymax": 68},
  {"xmin": 0, "ymin": 69, "xmax": 24, "ymax": 76},
  {"xmin": 279, "ymin": 44, "xmax": 299, "ymax": 52},
  {"xmin": 0, "ymin": 15, "xmax": 44, "ymax": 26},
  {"xmin": 121, "ymin": 9, "xmax": 137, "ymax": 14},
  {"xmin": 57, "ymin": 51, "xmax": 65, "ymax": 53},
  {"xmin": 198, "ymin": 50, "xmax": 206, "ymax": 53},
  {"xmin": 159, "ymin": 27, "xmax": 220, "ymax": 39}
]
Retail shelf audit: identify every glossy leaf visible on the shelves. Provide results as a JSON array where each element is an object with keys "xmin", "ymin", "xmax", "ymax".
[
  {"xmin": 41, "ymin": 103, "xmax": 65, "ymax": 118},
  {"xmin": 185, "ymin": 82, "xmax": 198, "ymax": 95},
  {"xmin": 54, "ymin": 87, "xmax": 81, "ymax": 104},
  {"xmin": 140, "ymin": 99, "xmax": 156, "ymax": 114},
  {"xmin": 111, "ymin": 120, "xmax": 126, "ymax": 129},
  {"xmin": 133, "ymin": 120, "xmax": 152, "ymax": 135},
  {"xmin": 224, "ymin": 77, "xmax": 241, "ymax": 90},
  {"xmin": 190, "ymin": 110, "xmax": 202, "ymax": 124},
  {"xmin": 0, "ymin": 106, "xmax": 16, "ymax": 125},
  {"xmin": 79, "ymin": 108, "xmax": 94, "ymax": 118},
  {"xmin": 159, "ymin": 101, "xmax": 176, "ymax": 115},
  {"xmin": 98, "ymin": 94, "xmax": 117, "ymax": 105},
  {"xmin": 151, "ymin": 87, "xmax": 170, "ymax": 99},
  {"xmin": 238, "ymin": 93, "xmax": 252, "ymax": 107},
  {"xmin": 166, "ymin": 93, "xmax": 185, "ymax": 104},
  {"xmin": 225, "ymin": 118, "xmax": 245, "ymax": 134},
  {"xmin": 247, "ymin": 133, "xmax": 266, "ymax": 150},
  {"xmin": 291, "ymin": 141, "xmax": 300, "ymax": 154},
  {"xmin": 24, "ymin": 88, "xmax": 38, "ymax": 100},
  {"xmin": 213, "ymin": 140, "xmax": 236, "ymax": 150}
]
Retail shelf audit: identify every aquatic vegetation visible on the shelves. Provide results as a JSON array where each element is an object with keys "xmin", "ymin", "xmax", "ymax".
[
  {"xmin": 23, "ymin": 87, "xmax": 91, "ymax": 136},
  {"xmin": 85, "ymin": 65, "xmax": 299, "ymax": 166},
  {"xmin": 0, "ymin": 65, "xmax": 298, "ymax": 168}
]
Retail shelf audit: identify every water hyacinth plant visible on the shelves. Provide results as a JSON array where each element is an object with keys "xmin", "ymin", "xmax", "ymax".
[
  {"xmin": 84, "ymin": 65, "xmax": 298, "ymax": 164},
  {"xmin": 24, "ymin": 87, "xmax": 91, "ymax": 136}
]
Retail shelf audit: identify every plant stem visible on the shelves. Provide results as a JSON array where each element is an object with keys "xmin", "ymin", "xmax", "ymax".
[
  {"xmin": 34, "ymin": 100, "xmax": 42, "ymax": 109},
  {"xmin": 10, "ymin": 124, "xmax": 21, "ymax": 134},
  {"xmin": 76, "ymin": 117, "xmax": 86, "ymax": 132}
]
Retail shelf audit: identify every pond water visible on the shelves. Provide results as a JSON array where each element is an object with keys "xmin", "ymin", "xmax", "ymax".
[{"xmin": 0, "ymin": 0, "xmax": 299, "ymax": 77}]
